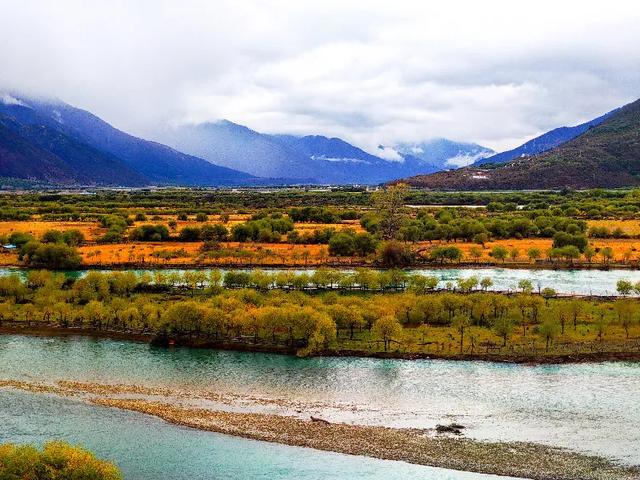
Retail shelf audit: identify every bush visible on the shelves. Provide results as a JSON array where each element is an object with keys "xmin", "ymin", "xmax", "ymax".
[
  {"xmin": 0, "ymin": 441, "xmax": 122, "ymax": 479},
  {"xmin": 379, "ymin": 241, "xmax": 414, "ymax": 267},
  {"xmin": 20, "ymin": 241, "xmax": 82, "ymax": 269},
  {"xmin": 201, "ymin": 224, "xmax": 228, "ymax": 241},
  {"xmin": 179, "ymin": 226, "xmax": 202, "ymax": 242},
  {"xmin": 8, "ymin": 232, "xmax": 34, "ymax": 247},
  {"xmin": 129, "ymin": 224, "xmax": 170, "ymax": 242},
  {"xmin": 552, "ymin": 232, "xmax": 588, "ymax": 253},
  {"xmin": 328, "ymin": 232, "xmax": 356, "ymax": 256}
]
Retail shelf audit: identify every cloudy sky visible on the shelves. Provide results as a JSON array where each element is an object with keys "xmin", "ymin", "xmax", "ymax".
[{"xmin": 0, "ymin": 0, "xmax": 639, "ymax": 155}]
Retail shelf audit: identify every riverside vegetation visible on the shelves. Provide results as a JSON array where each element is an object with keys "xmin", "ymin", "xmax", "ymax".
[
  {"xmin": 0, "ymin": 441, "xmax": 122, "ymax": 479},
  {"xmin": 1, "ymin": 269, "xmax": 639, "ymax": 360}
]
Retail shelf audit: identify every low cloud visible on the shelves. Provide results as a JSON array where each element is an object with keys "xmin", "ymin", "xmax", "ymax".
[{"xmin": 0, "ymin": 0, "xmax": 638, "ymax": 154}]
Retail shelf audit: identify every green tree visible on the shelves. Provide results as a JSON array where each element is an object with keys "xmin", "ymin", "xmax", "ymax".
[
  {"xmin": 452, "ymin": 314, "xmax": 471, "ymax": 353},
  {"xmin": 617, "ymin": 279, "xmax": 633, "ymax": 296},
  {"xmin": 372, "ymin": 315, "xmax": 401, "ymax": 352},
  {"xmin": 372, "ymin": 184, "xmax": 408, "ymax": 240},
  {"xmin": 527, "ymin": 247, "xmax": 541, "ymax": 262},
  {"xmin": 489, "ymin": 246, "xmax": 508, "ymax": 262},
  {"xmin": 538, "ymin": 317, "xmax": 560, "ymax": 351}
]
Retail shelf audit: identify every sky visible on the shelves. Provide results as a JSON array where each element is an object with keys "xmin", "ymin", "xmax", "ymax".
[{"xmin": 0, "ymin": 0, "xmax": 639, "ymax": 156}]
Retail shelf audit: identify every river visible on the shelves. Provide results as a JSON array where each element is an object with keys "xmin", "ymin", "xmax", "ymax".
[
  {"xmin": 1, "ymin": 334, "xmax": 638, "ymax": 475},
  {"xmin": 1, "ymin": 266, "xmax": 640, "ymax": 295}
]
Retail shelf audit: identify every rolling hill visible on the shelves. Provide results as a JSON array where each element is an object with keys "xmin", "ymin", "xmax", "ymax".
[{"xmin": 396, "ymin": 97, "xmax": 640, "ymax": 190}]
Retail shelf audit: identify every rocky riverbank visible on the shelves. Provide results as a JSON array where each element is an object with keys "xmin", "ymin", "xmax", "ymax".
[{"xmin": 0, "ymin": 379, "xmax": 637, "ymax": 480}]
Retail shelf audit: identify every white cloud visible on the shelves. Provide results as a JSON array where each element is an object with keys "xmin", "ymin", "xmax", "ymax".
[{"xmin": 0, "ymin": 0, "xmax": 639, "ymax": 153}]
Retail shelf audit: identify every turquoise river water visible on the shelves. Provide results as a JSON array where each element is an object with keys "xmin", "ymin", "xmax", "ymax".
[{"xmin": 0, "ymin": 334, "xmax": 638, "ymax": 479}]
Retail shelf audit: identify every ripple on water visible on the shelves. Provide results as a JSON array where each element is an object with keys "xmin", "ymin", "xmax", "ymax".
[{"xmin": 0, "ymin": 335, "xmax": 639, "ymax": 464}]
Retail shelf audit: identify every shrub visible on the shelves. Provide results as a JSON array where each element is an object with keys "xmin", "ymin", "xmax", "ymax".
[
  {"xmin": 179, "ymin": 227, "xmax": 202, "ymax": 242},
  {"xmin": 328, "ymin": 232, "xmax": 356, "ymax": 256},
  {"xmin": 0, "ymin": 441, "xmax": 122, "ymax": 479},
  {"xmin": 129, "ymin": 224, "xmax": 170, "ymax": 242},
  {"xmin": 379, "ymin": 241, "xmax": 414, "ymax": 267},
  {"xmin": 20, "ymin": 241, "xmax": 82, "ymax": 269}
]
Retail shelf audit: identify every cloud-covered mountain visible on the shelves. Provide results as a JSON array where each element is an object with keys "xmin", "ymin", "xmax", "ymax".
[
  {"xmin": 394, "ymin": 139, "xmax": 494, "ymax": 169},
  {"xmin": 474, "ymin": 110, "xmax": 617, "ymax": 166},
  {"xmin": 0, "ymin": 92, "xmax": 495, "ymax": 186},
  {"xmin": 157, "ymin": 123, "xmax": 493, "ymax": 184},
  {"xmin": 0, "ymin": 94, "xmax": 254, "ymax": 186}
]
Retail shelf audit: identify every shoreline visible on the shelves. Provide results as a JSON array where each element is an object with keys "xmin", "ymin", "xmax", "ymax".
[
  {"xmin": 2, "ymin": 325, "xmax": 640, "ymax": 365},
  {"xmin": 0, "ymin": 379, "xmax": 636, "ymax": 480}
]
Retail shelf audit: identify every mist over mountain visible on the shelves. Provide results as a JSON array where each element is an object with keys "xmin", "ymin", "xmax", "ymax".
[
  {"xmin": 157, "ymin": 122, "xmax": 494, "ymax": 184},
  {"xmin": 394, "ymin": 139, "xmax": 494, "ymax": 169}
]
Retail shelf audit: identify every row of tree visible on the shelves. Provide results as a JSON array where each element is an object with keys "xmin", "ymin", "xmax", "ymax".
[{"xmin": 0, "ymin": 270, "xmax": 637, "ymax": 356}]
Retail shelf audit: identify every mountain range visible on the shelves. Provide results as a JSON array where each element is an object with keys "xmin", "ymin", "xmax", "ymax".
[
  {"xmin": 0, "ymin": 94, "xmax": 253, "ymax": 186},
  {"xmin": 395, "ymin": 97, "xmax": 640, "ymax": 190},
  {"xmin": 155, "ymin": 122, "xmax": 493, "ymax": 184},
  {"xmin": 0, "ymin": 92, "xmax": 495, "ymax": 187}
]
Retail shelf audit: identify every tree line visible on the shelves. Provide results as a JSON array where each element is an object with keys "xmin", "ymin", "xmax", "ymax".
[{"xmin": 0, "ymin": 270, "xmax": 637, "ymax": 356}]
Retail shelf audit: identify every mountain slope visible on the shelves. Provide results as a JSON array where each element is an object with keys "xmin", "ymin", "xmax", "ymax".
[
  {"xmin": 396, "ymin": 98, "xmax": 640, "ymax": 190},
  {"xmin": 0, "ymin": 110, "xmax": 146, "ymax": 185},
  {"xmin": 0, "ymin": 94, "xmax": 254, "ymax": 186},
  {"xmin": 158, "ymin": 121, "xmax": 317, "ymax": 181},
  {"xmin": 159, "ymin": 123, "xmax": 493, "ymax": 184},
  {"xmin": 475, "ymin": 110, "xmax": 616, "ymax": 165}
]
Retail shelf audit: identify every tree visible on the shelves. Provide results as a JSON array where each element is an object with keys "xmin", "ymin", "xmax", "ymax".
[
  {"xmin": 372, "ymin": 184, "xmax": 408, "ymax": 240},
  {"xmin": 617, "ymin": 279, "xmax": 633, "ymax": 296},
  {"xmin": 379, "ymin": 241, "xmax": 414, "ymax": 267},
  {"xmin": 353, "ymin": 232, "xmax": 378, "ymax": 257},
  {"xmin": 517, "ymin": 279, "xmax": 534, "ymax": 294},
  {"xmin": 489, "ymin": 246, "xmax": 508, "ymax": 262},
  {"xmin": 430, "ymin": 246, "xmax": 463, "ymax": 264},
  {"xmin": 527, "ymin": 247, "xmax": 541, "ymax": 263},
  {"xmin": 614, "ymin": 299, "xmax": 636, "ymax": 339},
  {"xmin": 538, "ymin": 317, "xmax": 560, "ymax": 351},
  {"xmin": 372, "ymin": 315, "xmax": 401, "ymax": 352},
  {"xmin": 509, "ymin": 248, "xmax": 520, "ymax": 262},
  {"xmin": 452, "ymin": 314, "xmax": 471, "ymax": 353},
  {"xmin": 492, "ymin": 315, "xmax": 514, "ymax": 346},
  {"xmin": 480, "ymin": 277, "xmax": 493, "ymax": 291},
  {"xmin": 600, "ymin": 247, "xmax": 614, "ymax": 264},
  {"xmin": 583, "ymin": 246, "xmax": 596, "ymax": 263},
  {"xmin": 328, "ymin": 232, "xmax": 356, "ymax": 256},
  {"xmin": 469, "ymin": 246, "xmax": 483, "ymax": 263},
  {"xmin": 541, "ymin": 287, "xmax": 556, "ymax": 303}
]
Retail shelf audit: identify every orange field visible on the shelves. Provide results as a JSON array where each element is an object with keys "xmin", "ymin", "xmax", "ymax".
[
  {"xmin": 0, "ymin": 221, "xmax": 103, "ymax": 241},
  {"xmin": 421, "ymin": 237, "xmax": 640, "ymax": 262},
  {"xmin": 77, "ymin": 242, "xmax": 332, "ymax": 266},
  {"xmin": 4, "ymin": 217, "xmax": 640, "ymax": 267},
  {"xmin": 587, "ymin": 220, "xmax": 640, "ymax": 236}
]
